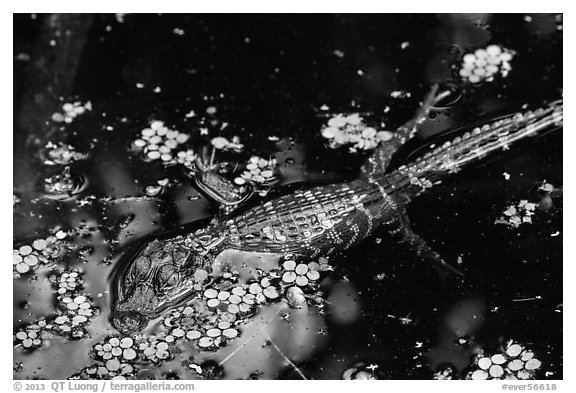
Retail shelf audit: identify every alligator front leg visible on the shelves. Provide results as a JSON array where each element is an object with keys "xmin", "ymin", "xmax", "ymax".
[
  {"xmin": 360, "ymin": 84, "xmax": 450, "ymax": 177},
  {"xmin": 189, "ymin": 147, "xmax": 254, "ymax": 215},
  {"xmin": 383, "ymin": 205, "xmax": 464, "ymax": 277}
]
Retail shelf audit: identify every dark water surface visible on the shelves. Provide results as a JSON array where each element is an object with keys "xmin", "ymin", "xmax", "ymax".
[{"xmin": 13, "ymin": 14, "xmax": 562, "ymax": 380}]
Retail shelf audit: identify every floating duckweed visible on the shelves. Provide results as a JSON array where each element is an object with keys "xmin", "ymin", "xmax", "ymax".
[
  {"xmin": 539, "ymin": 182, "xmax": 556, "ymax": 193},
  {"xmin": 522, "ymin": 351, "xmax": 534, "ymax": 361},
  {"xmin": 139, "ymin": 339, "xmax": 171, "ymax": 362},
  {"xmin": 133, "ymin": 120, "xmax": 193, "ymax": 165},
  {"xmin": 42, "ymin": 141, "xmax": 88, "ymax": 165},
  {"xmin": 186, "ymin": 330, "xmax": 202, "ymax": 340},
  {"xmin": 177, "ymin": 149, "xmax": 199, "ymax": 168},
  {"xmin": 320, "ymin": 113, "xmax": 392, "ymax": 152},
  {"xmin": 147, "ymin": 253, "xmax": 330, "ymax": 358},
  {"xmin": 506, "ymin": 344, "xmax": 523, "ymax": 357},
  {"xmin": 78, "ymin": 336, "xmax": 139, "ymax": 380},
  {"xmin": 263, "ymin": 286, "xmax": 279, "ymax": 299},
  {"xmin": 470, "ymin": 369, "xmax": 489, "ymax": 380},
  {"xmin": 49, "ymin": 274, "xmax": 96, "ymax": 338},
  {"xmin": 234, "ymin": 156, "xmax": 278, "ymax": 189},
  {"xmin": 53, "ymin": 270, "xmax": 83, "ymax": 294},
  {"xmin": 203, "ymin": 284, "xmax": 256, "ymax": 315},
  {"xmin": 491, "ymin": 354, "xmax": 506, "ymax": 365},
  {"xmin": 489, "ymin": 364, "xmax": 505, "ymax": 378},
  {"xmin": 280, "ymin": 260, "xmax": 321, "ymax": 288},
  {"xmin": 13, "ymin": 229, "xmax": 70, "ymax": 276},
  {"xmin": 198, "ymin": 337, "xmax": 215, "ymax": 348},
  {"xmin": 508, "ymin": 359, "xmax": 524, "ymax": 371},
  {"xmin": 525, "ymin": 359, "xmax": 542, "ymax": 370},
  {"xmin": 459, "ymin": 44, "xmax": 514, "ymax": 84},
  {"xmin": 466, "ymin": 340, "xmax": 542, "ymax": 380},
  {"xmin": 52, "ymin": 101, "xmax": 92, "ymax": 123},
  {"xmin": 495, "ymin": 199, "xmax": 538, "ymax": 228},
  {"xmin": 210, "ymin": 136, "xmax": 244, "ymax": 152},
  {"xmin": 14, "ymin": 324, "xmax": 45, "ymax": 350},
  {"xmin": 204, "ymin": 288, "xmax": 218, "ymax": 298},
  {"xmin": 477, "ymin": 357, "xmax": 492, "ymax": 370}
]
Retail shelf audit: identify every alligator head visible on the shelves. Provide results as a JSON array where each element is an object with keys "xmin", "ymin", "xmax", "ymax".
[{"xmin": 110, "ymin": 228, "xmax": 225, "ymax": 333}]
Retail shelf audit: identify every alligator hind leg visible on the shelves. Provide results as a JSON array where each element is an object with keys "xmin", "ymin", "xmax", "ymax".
[
  {"xmin": 384, "ymin": 206, "xmax": 464, "ymax": 277},
  {"xmin": 189, "ymin": 146, "xmax": 255, "ymax": 213},
  {"xmin": 360, "ymin": 84, "xmax": 450, "ymax": 178}
]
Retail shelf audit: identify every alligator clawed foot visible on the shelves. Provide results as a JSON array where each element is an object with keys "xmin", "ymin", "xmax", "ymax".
[
  {"xmin": 385, "ymin": 206, "xmax": 464, "ymax": 279},
  {"xmin": 188, "ymin": 145, "xmax": 254, "ymax": 210}
]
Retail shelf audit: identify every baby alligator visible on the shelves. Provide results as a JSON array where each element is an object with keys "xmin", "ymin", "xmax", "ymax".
[{"xmin": 110, "ymin": 86, "xmax": 563, "ymax": 333}]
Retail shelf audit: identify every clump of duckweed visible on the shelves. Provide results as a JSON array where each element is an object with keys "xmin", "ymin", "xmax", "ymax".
[
  {"xmin": 51, "ymin": 101, "xmax": 92, "ymax": 123},
  {"xmin": 51, "ymin": 269, "xmax": 83, "ymax": 295},
  {"xmin": 93, "ymin": 336, "xmax": 138, "ymax": 363},
  {"xmin": 459, "ymin": 44, "xmax": 514, "ymax": 84},
  {"xmin": 132, "ymin": 120, "xmax": 191, "ymax": 164},
  {"xmin": 160, "ymin": 300, "xmax": 238, "ymax": 351},
  {"xmin": 41, "ymin": 141, "xmax": 88, "ymax": 165},
  {"xmin": 466, "ymin": 340, "xmax": 542, "ymax": 380},
  {"xmin": 495, "ymin": 199, "xmax": 538, "ymax": 228},
  {"xmin": 139, "ymin": 337, "xmax": 173, "ymax": 363},
  {"xmin": 176, "ymin": 149, "xmax": 199, "ymax": 167},
  {"xmin": 248, "ymin": 277, "xmax": 280, "ymax": 301},
  {"xmin": 280, "ymin": 259, "xmax": 321, "ymax": 287},
  {"xmin": 538, "ymin": 181, "xmax": 556, "ymax": 193},
  {"xmin": 14, "ymin": 321, "xmax": 48, "ymax": 350},
  {"xmin": 233, "ymin": 156, "xmax": 277, "ymax": 189},
  {"xmin": 434, "ymin": 364, "xmax": 459, "ymax": 380},
  {"xmin": 53, "ymin": 293, "xmax": 96, "ymax": 338},
  {"xmin": 71, "ymin": 362, "xmax": 136, "ymax": 380},
  {"xmin": 14, "ymin": 268, "xmax": 99, "ymax": 353},
  {"xmin": 13, "ymin": 229, "xmax": 70, "ymax": 276},
  {"xmin": 210, "ymin": 136, "xmax": 244, "ymax": 152},
  {"xmin": 70, "ymin": 335, "xmax": 141, "ymax": 380},
  {"xmin": 45, "ymin": 269, "xmax": 97, "ymax": 339},
  {"xmin": 320, "ymin": 113, "xmax": 393, "ymax": 152},
  {"xmin": 154, "ymin": 254, "xmax": 332, "ymax": 354},
  {"xmin": 204, "ymin": 285, "xmax": 257, "ymax": 315},
  {"xmin": 196, "ymin": 320, "xmax": 240, "ymax": 349}
]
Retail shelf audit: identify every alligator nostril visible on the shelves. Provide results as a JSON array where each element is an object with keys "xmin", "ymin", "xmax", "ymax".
[{"xmin": 111, "ymin": 310, "xmax": 149, "ymax": 334}]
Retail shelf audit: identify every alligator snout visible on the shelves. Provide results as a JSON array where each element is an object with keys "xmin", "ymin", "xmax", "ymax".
[{"xmin": 111, "ymin": 310, "xmax": 149, "ymax": 334}]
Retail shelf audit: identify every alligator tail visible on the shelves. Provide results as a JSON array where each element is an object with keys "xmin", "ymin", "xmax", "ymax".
[{"xmin": 380, "ymin": 100, "xmax": 563, "ymax": 202}]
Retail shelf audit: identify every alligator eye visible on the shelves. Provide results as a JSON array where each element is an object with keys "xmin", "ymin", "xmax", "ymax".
[
  {"xmin": 130, "ymin": 255, "xmax": 152, "ymax": 280},
  {"xmin": 197, "ymin": 235, "xmax": 212, "ymax": 244},
  {"xmin": 155, "ymin": 264, "xmax": 179, "ymax": 290}
]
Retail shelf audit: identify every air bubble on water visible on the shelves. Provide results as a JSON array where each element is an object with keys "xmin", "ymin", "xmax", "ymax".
[
  {"xmin": 118, "ymin": 213, "xmax": 135, "ymax": 229},
  {"xmin": 77, "ymin": 246, "xmax": 95, "ymax": 258},
  {"xmin": 432, "ymin": 80, "xmax": 463, "ymax": 109},
  {"xmin": 447, "ymin": 45, "xmax": 461, "ymax": 56},
  {"xmin": 144, "ymin": 185, "xmax": 163, "ymax": 197},
  {"xmin": 40, "ymin": 166, "xmax": 89, "ymax": 200}
]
